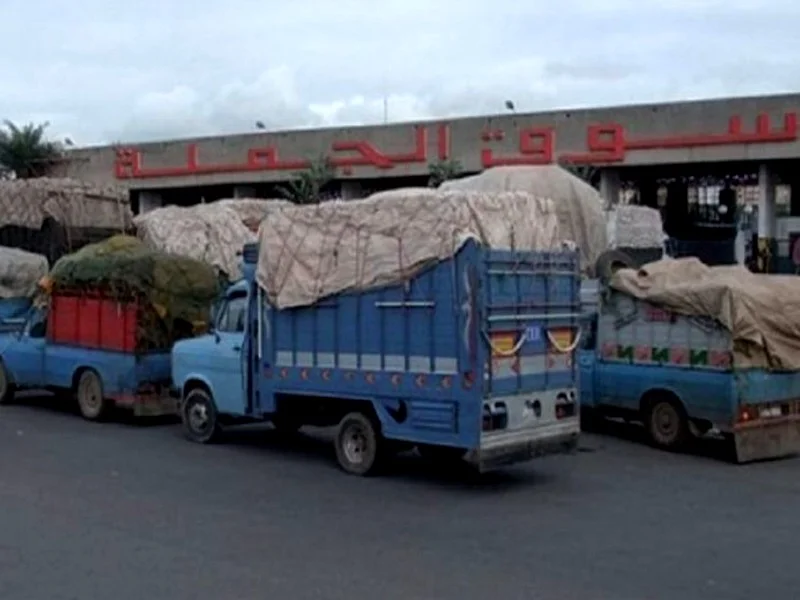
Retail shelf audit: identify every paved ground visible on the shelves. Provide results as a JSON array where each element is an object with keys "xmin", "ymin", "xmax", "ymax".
[{"xmin": 0, "ymin": 396, "xmax": 798, "ymax": 600}]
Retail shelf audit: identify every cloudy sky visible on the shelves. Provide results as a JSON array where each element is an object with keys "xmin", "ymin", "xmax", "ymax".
[{"xmin": 2, "ymin": 0, "xmax": 799, "ymax": 145}]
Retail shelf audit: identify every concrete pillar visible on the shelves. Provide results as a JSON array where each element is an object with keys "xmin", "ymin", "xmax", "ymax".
[
  {"xmin": 599, "ymin": 170, "xmax": 621, "ymax": 208},
  {"xmin": 138, "ymin": 190, "xmax": 163, "ymax": 215},
  {"xmin": 340, "ymin": 181, "xmax": 364, "ymax": 201},
  {"xmin": 756, "ymin": 163, "xmax": 777, "ymax": 272},
  {"xmin": 233, "ymin": 185, "xmax": 257, "ymax": 198}
]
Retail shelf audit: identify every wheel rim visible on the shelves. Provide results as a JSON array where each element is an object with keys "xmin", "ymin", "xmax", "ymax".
[
  {"xmin": 187, "ymin": 399, "xmax": 211, "ymax": 435},
  {"xmin": 652, "ymin": 402, "xmax": 679, "ymax": 443},
  {"xmin": 342, "ymin": 423, "xmax": 369, "ymax": 465},
  {"xmin": 79, "ymin": 375, "xmax": 102, "ymax": 414}
]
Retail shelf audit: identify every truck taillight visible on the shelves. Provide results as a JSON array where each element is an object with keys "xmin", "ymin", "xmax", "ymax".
[
  {"xmin": 738, "ymin": 402, "xmax": 792, "ymax": 423},
  {"xmin": 555, "ymin": 393, "xmax": 576, "ymax": 420}
]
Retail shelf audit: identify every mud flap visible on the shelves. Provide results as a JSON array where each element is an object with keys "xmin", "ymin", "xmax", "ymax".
[{"xmin": 733, "ymin": 417, "xmax": 800, "ymax": 463}]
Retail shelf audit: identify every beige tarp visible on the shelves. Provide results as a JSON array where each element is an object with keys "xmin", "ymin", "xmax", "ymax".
[
  {"xmin": 0, "ymin": 177, "xmax": 132, "ymax": 230},
  {"xmin": 611, "ymin": 257, "xmax": 800, "ymax": 370},
  {"xmin": 134, "ymin": 200, "xmax": 290, "ymax": 279},
  {"xmin": 214, "ymin": 198, "xmax": 293, "ymax": 231},
  {"xmin": 256, "ymin": 189, "xmax": 563, "ymax": 309},
  {"xmin": 439, "ymin": 166, "xmax": 607, "ymax": 275},
  {"xmin": 0, "ymin": 246, "xmax": 48, "ymax": 298}
]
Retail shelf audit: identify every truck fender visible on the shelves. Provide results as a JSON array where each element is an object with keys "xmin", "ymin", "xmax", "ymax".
[{"xmin": 180, "ymin": 374, "xmax": 216, "ymax": 401}]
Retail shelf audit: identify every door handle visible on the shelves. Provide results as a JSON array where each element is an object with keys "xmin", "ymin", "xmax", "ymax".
[{"xmin": 232, "ymin": 346, "xmax": 241, "ymax": 352}]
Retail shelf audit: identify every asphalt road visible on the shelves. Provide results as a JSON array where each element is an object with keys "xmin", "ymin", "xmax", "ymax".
[{"xmin": 1, "ymin": 396, "xmax": 798, "ymax": 600}]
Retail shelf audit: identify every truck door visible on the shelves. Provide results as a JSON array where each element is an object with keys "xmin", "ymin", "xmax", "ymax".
[
  {"xmin": 6, "ymin": 309, "xmax": 46, "ymax": 387},
  {"xmin": 211, "ymin": 292, "xmax": 247, "ymax": 411}
]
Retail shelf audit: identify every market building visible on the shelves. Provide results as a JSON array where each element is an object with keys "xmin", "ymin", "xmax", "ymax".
[{"xmin": 60, "ymin": 92, "xmax": 800, "ymax": 271}]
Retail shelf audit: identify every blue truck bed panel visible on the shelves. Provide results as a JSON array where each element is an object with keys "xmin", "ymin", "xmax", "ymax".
[{"xmin": 250, "ymin": 240, "xmax": 581, "ymax": 450}]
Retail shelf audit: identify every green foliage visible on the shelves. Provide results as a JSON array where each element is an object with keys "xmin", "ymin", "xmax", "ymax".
[
  {"xmin": 428, "ymin": 158, "xmax": 463, "ymax": 188},
  {"xmin": 278, "ymin": 156, "xmax": 336, "ymax": 204},
  {"xmin": 0, "ymin": 120, "xmax": 64, "ymax": 179},
  {"xmin": 559, "ymin": 161, "xmax": 600, "ymax": 189}
]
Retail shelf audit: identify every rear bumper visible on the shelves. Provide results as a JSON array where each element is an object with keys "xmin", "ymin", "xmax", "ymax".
[
  {"xmin": 111, "ymin": 389, "xmax": 179, "ymax": 418},
  {"xmin": 732, "ymin": 416, "xmax": 800, "ymax": 463},
  {"xmin": 465, "ymin": 419, "xmax": 580, "ymax": 472}
]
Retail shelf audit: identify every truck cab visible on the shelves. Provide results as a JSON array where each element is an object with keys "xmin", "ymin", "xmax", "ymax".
[{"xmin": 171, "ymin": 280, "xmax": 250, "ymax": 424}]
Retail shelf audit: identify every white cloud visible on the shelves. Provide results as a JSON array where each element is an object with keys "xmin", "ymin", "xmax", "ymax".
[{"xmin": 1, "ymin": 0, "xmax": 799, "ymax": 144}]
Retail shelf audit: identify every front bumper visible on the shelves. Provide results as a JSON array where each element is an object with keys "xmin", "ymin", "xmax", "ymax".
[
  {"xmin": 732, "ymin": 416, "xmax": 800, "ymax": 463},
  {"xmin": 465, "ymin": 420, "xmax": 580, "ymax": 472}
]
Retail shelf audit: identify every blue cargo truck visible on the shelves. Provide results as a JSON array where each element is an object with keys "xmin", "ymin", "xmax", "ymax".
[
  {"xmin": 578, "ymin": 257, "xmax": 800, "ymax": 463},
  {"xmin": 171, "ymin": 241, "xmax": 582, "ymax": 475}
]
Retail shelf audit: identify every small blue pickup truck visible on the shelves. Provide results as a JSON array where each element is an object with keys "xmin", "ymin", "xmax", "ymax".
[
  {"xmin": 578, "ymin": 275, "xmax": 800, "ymax": 463},
  {"xmin": 172, "ymin": 241, "xmax": 583, "ymax": 475},
  {"xmin": 0, "ymin": 300, "xmax": 177, "ymax": 420}
]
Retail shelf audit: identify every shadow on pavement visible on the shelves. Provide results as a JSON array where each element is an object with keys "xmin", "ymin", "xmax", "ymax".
[
  {"xmin": 222, "ymin": 424, "xmax": 553, "ymax": 491},
  {"xmin": 584, "ymin": 417, "xmax": 738, "ymax": 464}
]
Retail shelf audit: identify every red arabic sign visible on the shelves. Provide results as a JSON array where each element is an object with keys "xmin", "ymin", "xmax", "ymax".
[{"xmin": 113, "ymin": 112, "xmax": 797, "ymax": 180}]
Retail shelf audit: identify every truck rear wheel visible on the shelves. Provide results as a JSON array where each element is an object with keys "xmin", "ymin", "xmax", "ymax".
[
  {"xmin": 76, "ymin": 370, "xmax": 107, "ymax": 421},
  {"xmin": 0, "ymin": 360, "xmax": 14, "ymax": 404},
  {"xmin": 645, "ymin": 396, "xmax": 689, "ymax": 450},
  {"xmin": 0, "ymin": 360, "xmax": 14, "ymax": 405},
  {"xmin": 181, "ymin": 388, "xmax": 221, "ymax": 444},
  {"xmin": 334, "ymin": 412, "xmax": 384, "ymax": 476}
]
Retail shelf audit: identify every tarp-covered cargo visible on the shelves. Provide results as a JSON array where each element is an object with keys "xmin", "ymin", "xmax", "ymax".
[
  {"xmin": 0, "ymin": 177, "xmax": 132, "ymax": 230},
  {"xmin": 256, "ymin": 189, "xmax": 562, "ymax": 309},
  {"xmin": 439, "ymin": 165, "xmax": 607, "ymax": 275},
  {"xmin": 0, "ymin": 246, "xmax": 48, "ymax": 298},
  {"xmin": 0, "ymin": 177, "xmax": 133, "ymax": 264},
  {"xmin": 47, "ymin": 235, "xmax": 220, "ymax": 350},
  {"xmin": 134, "ymin": 200, "xmax": 291, "ymax": 280},
  {"xmin": 610, "ymin": 257, "xmax": 800, "ymax": 370}
]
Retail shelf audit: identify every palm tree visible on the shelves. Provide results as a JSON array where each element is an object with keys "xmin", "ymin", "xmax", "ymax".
[
  {"xmin": 0, "ymin": 120, "xmax": 64, "ymax": 179},
  {"xmin": 278, "ymin": 156, "xmax": 336, "ymax": 204}
]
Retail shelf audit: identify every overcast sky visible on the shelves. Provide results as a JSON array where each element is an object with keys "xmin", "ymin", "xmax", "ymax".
[{"xmin": 2, "ymin": 0, "xmax": 799, "ymax": 145}]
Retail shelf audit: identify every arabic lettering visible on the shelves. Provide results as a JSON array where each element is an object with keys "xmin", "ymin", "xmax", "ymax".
[
  {"xmin": 114, "ymin": 124, "xmax": 442, "ymax": 180},
  {"xmin": 480, "ymin": 127, "xmax": 555, "ymax": 168},
  {"xmin": 113, "ymin": 112, "xmax": 800, "ymax": 179}
]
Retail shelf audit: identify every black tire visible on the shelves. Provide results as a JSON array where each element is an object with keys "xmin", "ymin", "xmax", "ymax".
[
  {"xmin": 0, "ymin": 360, "xmax": 14, "ymax": 405},
  {"xmin": 181, "ymin": 388, "xmax": 221, "ymax": 444},
  {"xmin": 595, "ymin": 249, "xmax": 637, "ymax": 285},
  {"xmin": 645, "ymin": 396, "xmax": 689, "ymax": 450},
  {"xmin": 418, "ymin": 444, "xmax": 466, "ymax": 464},
  {"xmin": 334, "ymin": 412, "xmax": 384, "ymax": 476},
  {"xmin": 76, "ymin": 370, "xmax": 107, "ymax": 421}
]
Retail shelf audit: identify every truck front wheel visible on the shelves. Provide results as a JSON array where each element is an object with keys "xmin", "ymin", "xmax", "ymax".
[
  {"xmin": 0, "ymin": 360, "xmax": 14, "ymax": 405},
  {"xmin": 76, "ymin": 370, "xmax": 107, "ymax": 421},
  {"xmin": 181, "ymin": 388, "xmax": 221, "ymax": 444},
  {"xmin": 334, "ymin": 412, "xmax": 384, "ymax": 476}
]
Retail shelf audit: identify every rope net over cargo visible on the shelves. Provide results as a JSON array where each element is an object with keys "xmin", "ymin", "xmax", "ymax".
[
  {"xmin": 134, "ymin": 199, "xmax": 291, "ymax": 281},
  {"xmin": 440, "ymin": 165, "xmax": 608, "ymax": 275},
  {"xmin": 0, "ymin": 246, "xmax": 48, "ymax": 299},
  {"xmin": 0, "ymin": 177, "xmax": 133, "ymax": 264},
  {"xmin": 45, "ymin": 235, "xmax": 221, "ymax": 351},
  {"xmin": 255, "ymin": 189, "xmax": 567, "ymax": 309}
]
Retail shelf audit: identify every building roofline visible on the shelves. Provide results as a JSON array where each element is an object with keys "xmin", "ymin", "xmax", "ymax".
[{"xmin": 68, "ymin": 91, "xmax": 800, "ymax": 152}]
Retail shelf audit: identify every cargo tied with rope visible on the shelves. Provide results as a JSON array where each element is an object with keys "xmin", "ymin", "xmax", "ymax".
[{"xmin": 44, "ymin": 235, "xmax": 221, "ymax": 352}]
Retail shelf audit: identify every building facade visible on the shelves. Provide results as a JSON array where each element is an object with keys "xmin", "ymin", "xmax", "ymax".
[{"xmin": 61, "ymin": 92, "xmax": 800, "ymax": 271}]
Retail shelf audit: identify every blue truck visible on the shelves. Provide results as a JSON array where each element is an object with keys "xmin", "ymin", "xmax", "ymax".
[
  {"xmin": 578, "ymin": 276, "xmax": 800, "ymax": 463},
  {"xmin": 0, "ymin": 298, "xmax": 178, "ymax": 420},
  {"xmin": 171, "ymin": 241, "xmax": 582, "ymax": 475}
]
